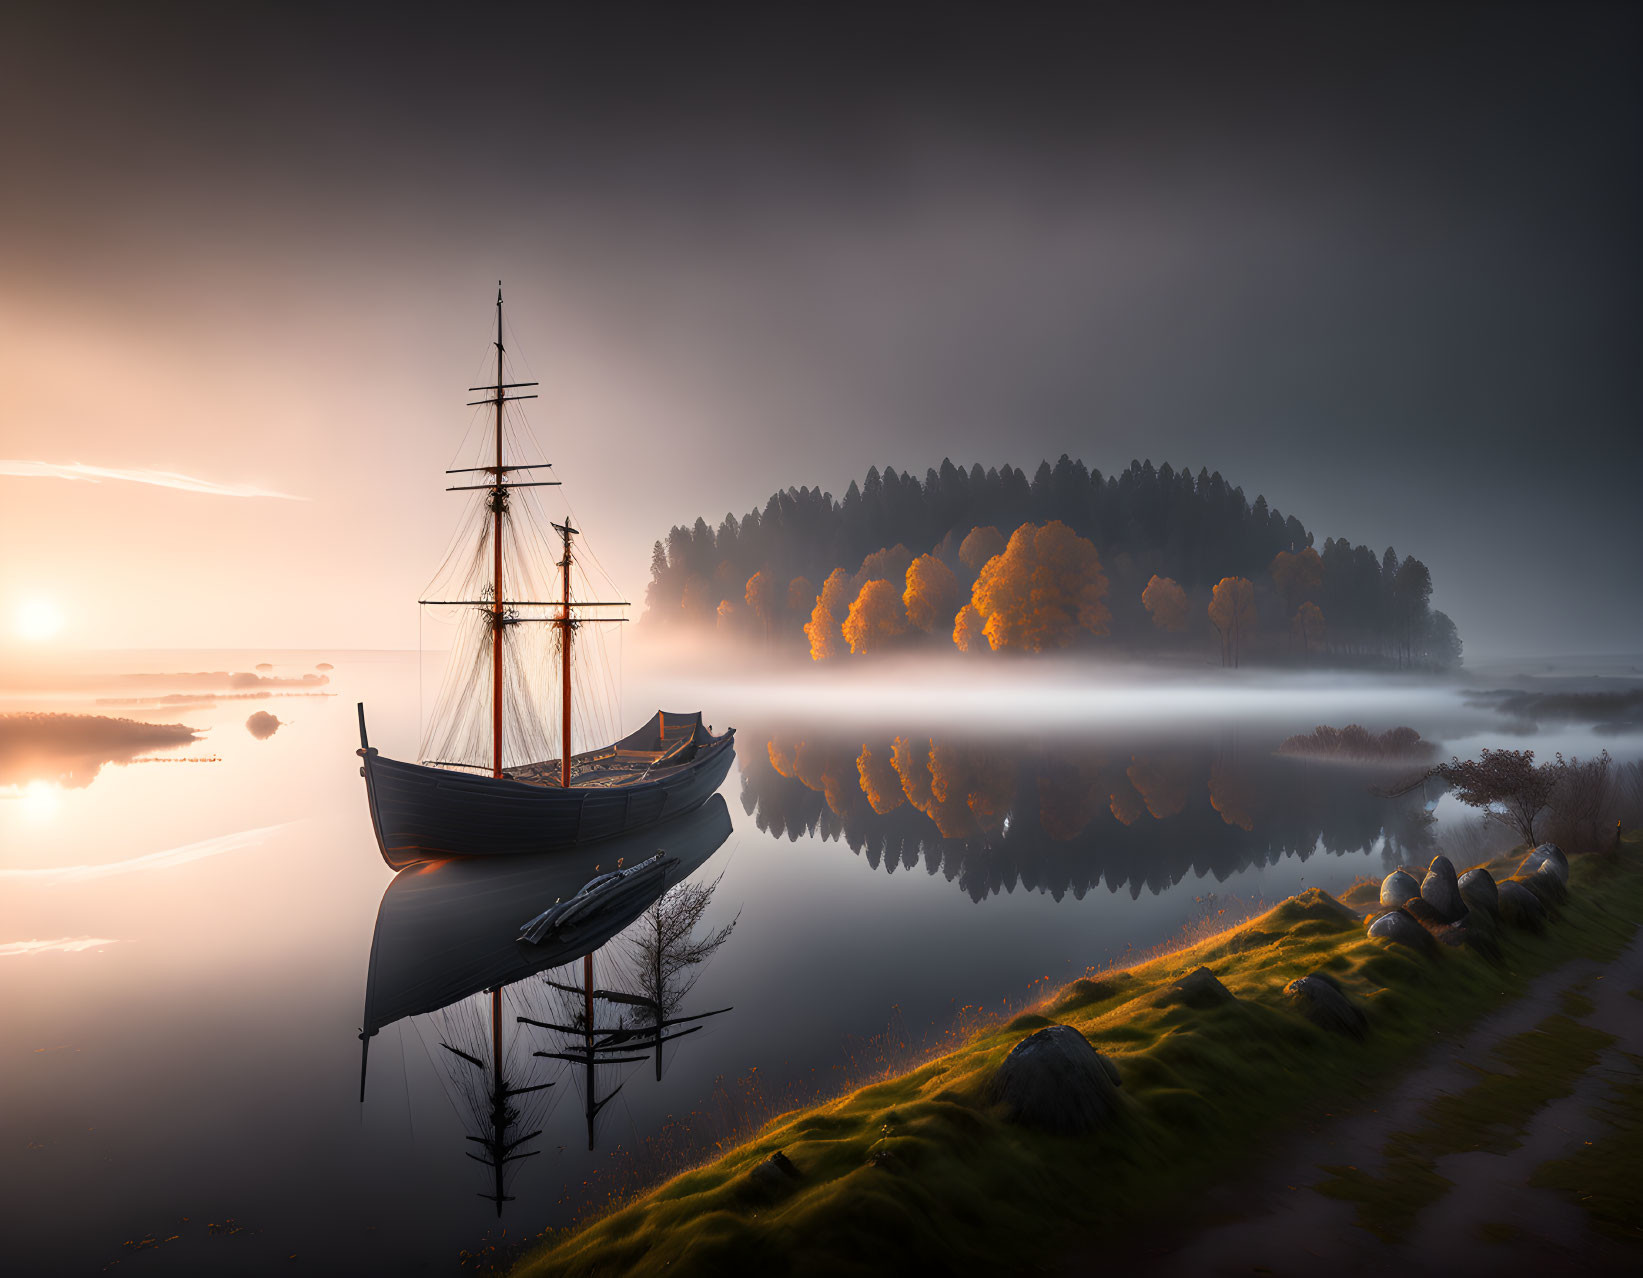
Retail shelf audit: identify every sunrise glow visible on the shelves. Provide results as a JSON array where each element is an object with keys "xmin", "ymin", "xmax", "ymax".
[{"xmin": 13, "ymin": 598, "xmax": 64, "ymax": 643}]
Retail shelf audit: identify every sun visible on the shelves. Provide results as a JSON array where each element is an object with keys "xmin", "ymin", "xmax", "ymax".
[{"xmin": 14, "ymin": 598, "xmax": 64, "ymax": 642}]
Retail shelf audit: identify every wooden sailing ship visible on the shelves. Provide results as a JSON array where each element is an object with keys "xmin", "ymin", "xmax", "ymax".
[{"xmin": 357, "ymin": 286, "xmax": 734, "ymax": 867}]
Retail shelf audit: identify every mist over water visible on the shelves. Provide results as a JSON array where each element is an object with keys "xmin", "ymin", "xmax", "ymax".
[{"xmin": 1, "ymin": 647, "xmax": 1639, "ymax": 1273}]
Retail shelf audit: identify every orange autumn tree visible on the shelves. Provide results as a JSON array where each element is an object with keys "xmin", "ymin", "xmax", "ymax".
[
  {"xmin": 744, "ymin": 569, "xmax": 777, "ymax": 641},
  {"xmin": 969, "ymin": 521, "xmax": 1111, "ymax": 652},
  {"xmin": 1141, "ymin": 574, "xmax": 1190, "ymax": 632},
  {"xmin": 681, "ymin": 574, "xmax": 714, "ymax": 625},
  {"xmin": 953, "ymin": 603, "xmax": 987, "ymax": 652},
  {"xmin": 1125, "ymin": 753, "xmax": 1192, "ymax": 819},
  {"xmin": 903, "ymin": 553, "xmax": 959, "ymax": 634},
  {"xmin": 958, "ymin": 525, "xmax": 1005, "ymax": 576},
  {"xmin": 855, "ymin": 544, "xmax": 913, "ymax": 586},
  {"xmin": 842, "ymin": 578, "xmax": 909, "ymax": 654},
  {"xmin": 1268, "ymin": 547, "xmax": 1323, "ymax": 613},
  {"xmin": 1109, "ymin": 780, "xmax": 1146, "ymax": 826},
  {"xmin": 804, "ymin": 568, "xmax": 852, "ymax": 660},
  {"xmin": 786, "ymin": 575, "xmax": 815, "ymax": 621},
  {"xmin": 856, "ymin": 745, "xmax": 905, "ymax": 814},
  {"xmin": 1208, "ymin": 576, "xmax": 1256, "ymax": 668},
  {"xmin": 1292, "ymin": 601, "xmax": 1326, "ymax": 660},
  {"xmin": 1037, "ymin": 754, "xmax": 1107, "ymax": 841}
]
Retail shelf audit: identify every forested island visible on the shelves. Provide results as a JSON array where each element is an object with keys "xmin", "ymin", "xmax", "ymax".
[{"xmin": 642, "ymin": 458, "xmax": 1462, "ymax": 668}]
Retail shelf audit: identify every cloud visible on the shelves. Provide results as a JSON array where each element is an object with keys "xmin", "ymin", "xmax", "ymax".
[
  {"xmin": 0, "ymin": 822, "xmax": 293, "ymax": 885},
  {"xmin": 0, "ymin": 460, "xmax": 303, "ymax": 499},
  {"xmin": 0, "ymin": 937, "xmax": 120, "ymax": 956}
]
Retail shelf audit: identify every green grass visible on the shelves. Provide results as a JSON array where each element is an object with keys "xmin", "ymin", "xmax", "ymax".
[
  {"xmin": 511, "ymin": 834, "xmax": 1643, "ymax": 1277},
  {"xmin": 1313, "ymin": 1003, "xmax": 1616, "ymax": 1240},
  {"xmin": 1530, "ymin": 1050, "xmax": 1643, "ymax": 1246}
]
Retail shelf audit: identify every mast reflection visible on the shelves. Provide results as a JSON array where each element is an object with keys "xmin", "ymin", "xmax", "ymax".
[{"xmin": 358, "ymin": 795, "xmax": 734, "ymax": 1213}]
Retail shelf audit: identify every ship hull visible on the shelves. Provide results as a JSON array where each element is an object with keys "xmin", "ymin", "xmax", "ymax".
[{"xmin": 359, "ymin": 718, "xmax": 736, "ymax": 869}]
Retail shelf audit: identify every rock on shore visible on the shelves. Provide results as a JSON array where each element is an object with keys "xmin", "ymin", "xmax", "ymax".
[{"xmin": 990, "ymin": 1024, "xmax": 1123, "ymax": 1135}]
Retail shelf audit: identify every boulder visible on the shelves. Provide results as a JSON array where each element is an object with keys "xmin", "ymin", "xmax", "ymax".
[
  {"xmin": 1380, "ymin": 870, "xmax": 1421, "ymax": 908},
  {"xmin": 989, "ymin": 1024, "xmax": 1122, "ymax": 1135},
  {"xmin": 1520, "ymin": 865, "xmax": 1568, "ymax": 906},
  {"xmin": 1497, "ymin": 879, "xmax": 1548, "ymax": 932},
  {"xmin": 1155, "ymin": 966, "xmax": 1235, "ymax": 1010},
  {"xmin": 1522, "ymin": 843, "xmax": 1569, "ymax": 885},
  {"xmin": 1368, "ymin": 908, "xmax": 1440, "ymax": 958},
  {"xmin": 1402, "ymin": 897, "xmax": 1459, "ymax": 933},
  {"xmin": 1421, "ymin": 855, "xmax": 1466, "ymax": 922},
  {"xmin": 1457, "ymin": 868, "xmax": 1500, "ymax": 919},
  {"xmin": 747, "ymin": 1149, "xmax": 804, "ymax": 1193},
  {"xmin": 1285, "ymin": 973, "xmax": 1369, "ymax": 1038},
  {"xmin": 1454, "ymin": 905, "xmax": 1503, "ymax": 960}
]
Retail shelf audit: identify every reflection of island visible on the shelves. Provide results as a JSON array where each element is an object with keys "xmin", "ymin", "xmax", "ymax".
[
  {"xmin": 0, "ymin": 712, "xmax": 200, "ymax": 788},
  {"xmin": 743, "ymin": 730, "xmax": 1435, "ymax": 901},
  {"xmin": 358, "ymin": 796, "xmax": 735, "ymax": 1212}
]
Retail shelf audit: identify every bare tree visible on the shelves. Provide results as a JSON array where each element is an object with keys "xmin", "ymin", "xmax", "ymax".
[{"xmin": 1545, "ymin": 751, "xmax": 1614, "ymax": 854}]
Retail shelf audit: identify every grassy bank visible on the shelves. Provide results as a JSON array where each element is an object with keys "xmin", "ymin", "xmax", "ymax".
[{"xmin": 515, "ymin": 834, "xmax": 1643, "ymax": 1277}]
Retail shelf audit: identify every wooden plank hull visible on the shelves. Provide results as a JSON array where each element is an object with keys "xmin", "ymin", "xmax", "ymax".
[{"xmin": 359, "ymin": 727, "xmax": 736, "ymax": 869}]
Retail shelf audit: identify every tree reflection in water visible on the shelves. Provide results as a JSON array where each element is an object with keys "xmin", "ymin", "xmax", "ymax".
[{"xmin": 743, "ymin": 727, "xmax": 1436, "ymax": 902}]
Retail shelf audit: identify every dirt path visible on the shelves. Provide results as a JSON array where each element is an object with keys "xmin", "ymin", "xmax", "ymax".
[{"xmin": 1069, "ymin": 928, "xmax": 1643, "ymax": 1277}]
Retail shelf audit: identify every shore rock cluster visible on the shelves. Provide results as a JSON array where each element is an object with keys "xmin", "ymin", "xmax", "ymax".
[
  {"xmin": 986, "ymin": 844, "xmax": 1578, "ymax": 1139},
  {"xmin": 1368, "ymin": 844, "xmax": 1570, "ymax": 955}
]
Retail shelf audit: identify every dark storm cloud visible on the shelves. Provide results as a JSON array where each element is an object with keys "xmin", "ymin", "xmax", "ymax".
[{"xmin": 3, "ymin": 1, "xmax": 1638, "ymax": 654}]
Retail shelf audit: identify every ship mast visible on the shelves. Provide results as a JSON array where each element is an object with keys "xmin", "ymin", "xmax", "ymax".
[
  {"xmin": 491, "ymin": 287, "xmax": 505, "ymax": 778},
  {"xmin": 554, "ymin": 520, "xmax": 577, "ymax": 789},
  {"xmin": 422, "ymin": 286, "xmax": 630, "ymax": 781}
]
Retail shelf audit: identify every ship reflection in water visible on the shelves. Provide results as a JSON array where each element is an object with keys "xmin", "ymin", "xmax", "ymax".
[{"xmin": 359, "ymin": 795, "xmax": 736, "ymax": 1214}]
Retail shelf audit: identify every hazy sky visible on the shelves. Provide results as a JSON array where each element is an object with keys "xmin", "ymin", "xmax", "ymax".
[{"xmin": 1, "ymin": 2, "xmax": 1638, "ymax": 655}]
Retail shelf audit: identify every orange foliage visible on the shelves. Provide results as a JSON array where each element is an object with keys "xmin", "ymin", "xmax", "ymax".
[
  {"xmin": 1269, "ymin": 547, "xmax": 1323, "ymax": 610},
  {"xmin": 1108, "ymin": 781, "xmax": 1146, "ymax": 826},
  {"xmin": 924, "ymin": 741, "xmax": 1012, "ymax": 838},
  {"xmin": 804, "ymin": 567, "xmax": 851, "ymax": 661},
  {"xmin": 794, "ymin": 740, "xmax": 857, "ymax": 816},
  {"xmin": 903, "ymin": 554, "xmax": 959, "ymax": 634},
  {"xmin": 1292, "ymin": 601, "xmax": 1326, "ymax": 658},
  {"xmin": 1125, "ymin": 753, "xmax": 1191, "ymax": 819},
  {"xmin": 886, "ymin": 733, "xmax": 1012, "ymax": 836},
  {"xmin": 842, "ymin": 578, "xmax": 910, "ymax": 654},
  {"xmin": 856, "ymin": 745, "xmax": 905, "ymax": 814},
  {"xmin": 1208, "ymin": 759, "xmax": 1258, "ymax": 831},
  {"xmin": 767, "ymin": 738, "xmax": 798, "ymax": 777},
  {"xmin": 890, "ymin": 735, "xmax": 935, "ymax": 811},
  {"xmin": 855, "ymin": 544, "xmax": 913, "ymax": 586},
  {"xmin": 953, "ymin": 603, "xmax": 987, "ymax": 652},
  {"xmin": 744, "ymin": 570, "xmax": 777, "ymax": 629},
  {"xmin": 786, "ymin": 576, "xmax": 815, "ymax": 617},
  {"xmin": 1037, "ymin": 755, "xmax": 1107, "ymax": 841},
  {"xmin": 970, "ymin": 521, "xmax": 1111, "ymax": 652},
  {"xmin": 958, "ymin": 525, "xmax": 1005, "ymax": 574},
  {"xmin": 715, "ymin": 598, "xmax": 736, "ymax": 628},
  {"xmin": 769, "ymin": 736, "xmax": 856, "ymax": 816},
  {"xmin": 1208, "ymin": 576, "xmax": 1256, "ymax": 667},
  {"xmin": 1141, "ymin": 574, "xmax": 1190, "ymax": 633},
  {"xmin": 680, "ymin": 574, "xmax": 714, "ymax": 624}
]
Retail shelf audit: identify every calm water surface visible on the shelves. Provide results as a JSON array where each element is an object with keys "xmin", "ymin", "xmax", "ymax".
[{"xmin": 2, "ymin": 652, "xmax": 1634, "ymax": 1275}]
